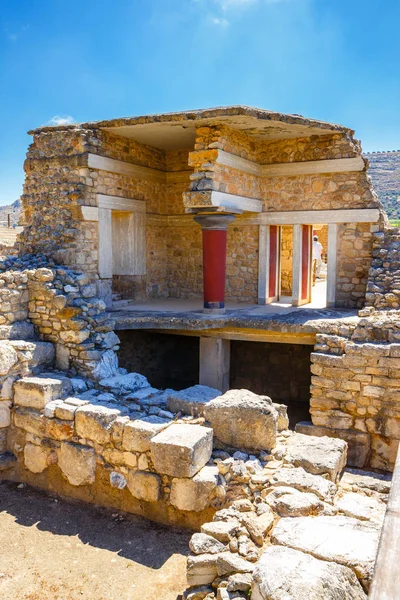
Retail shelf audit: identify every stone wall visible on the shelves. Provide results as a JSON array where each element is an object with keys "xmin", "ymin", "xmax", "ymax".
[
  {"xmin": 365, "ymin": 228, "xmax": 400, "ymax": 309},
  {"xmin": 309, "ymin": 312, "xmax": 400, "ymax": 471},
  {"xmin": 280, "ymin": 226, "xmax": 293, "ymax": 295}
]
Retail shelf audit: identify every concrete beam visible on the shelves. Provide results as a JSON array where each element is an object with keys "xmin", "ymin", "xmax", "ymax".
[
  {"xmin": 199, "ymin": 337, "xmax": 230, "ymax": 393},
  {"xmin": 261, "ymin": 156, "xmax": 365, "ymax": 177}
]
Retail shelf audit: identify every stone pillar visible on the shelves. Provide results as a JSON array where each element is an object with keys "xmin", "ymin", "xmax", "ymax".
[
  {"xmin": 199, "ymin": 337, "xmax": 230, "ymax": 393},
  {"xmin": 194, "ymin": 214, "xmax": 235, "ymax": 313}
]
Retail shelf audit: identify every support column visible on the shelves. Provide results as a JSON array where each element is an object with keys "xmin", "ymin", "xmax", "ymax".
[
  {"xmin": 292, "ymin": 224, "xmax": 312, "ymax": 307},
  {"xmin": 258, "ymin": 224, "xmax": 280, "ymax": 304},
  {"xmin": 327, "ymin": 223, "xmax": 338, "ymax": 307},
  {"xmin": 199, "ymin": 337, "xmax": 230, "ymax": 393},
  {"xmin": 194, "ymin": 214, "xmax": 236, "ymax": 313}
]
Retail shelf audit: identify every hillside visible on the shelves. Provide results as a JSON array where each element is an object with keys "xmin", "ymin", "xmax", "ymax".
[
  {"xmin": 364, "ymin": 151, "xmax": 400, "ymax": 220},
  {"xmin": 0, "ymin": 199, "xmax": 21, "ymax": 227}
]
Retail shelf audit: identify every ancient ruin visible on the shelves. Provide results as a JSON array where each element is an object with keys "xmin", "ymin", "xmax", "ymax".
[{"xmin": 0, "ymin": 105, "xmax": 399, "ymax": 598}]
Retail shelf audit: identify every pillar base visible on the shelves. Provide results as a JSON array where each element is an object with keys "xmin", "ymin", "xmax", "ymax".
[{"xmin": 202, "ymin": 307, "xmax": 226, "ymax": 315}]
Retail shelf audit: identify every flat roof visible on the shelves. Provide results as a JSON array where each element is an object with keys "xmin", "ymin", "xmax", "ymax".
[{"xmin": 29, "ymin": 105, "xmax": 354, "ymax": 151}]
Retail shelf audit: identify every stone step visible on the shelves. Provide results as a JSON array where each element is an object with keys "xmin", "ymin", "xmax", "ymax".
[
  {"xmin": 13, "ymin": 375, "xmax": 73, "ymax": 410},
  {"xmin": 0, "ymin": 452, "xmax": 17, "ymax": 471},
  {"xmin": 0, "ymin": 322, "xmax": 35, "ymax": 341},
  {"xmin": 112, "ymin": 299, "xmax": 133, "ymax": 309}
]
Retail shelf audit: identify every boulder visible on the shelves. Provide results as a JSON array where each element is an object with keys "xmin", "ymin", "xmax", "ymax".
[
  {"xmin": 203, "ymin": 389, "xmax": 278, "ymax": 451},
  {"xmin": 150, "ymin": 423, "xmax": 213, "ymax": 478},
  {"xmin": 57, "ymin": 442, "xmax": 96, "ymax": 486},
  {"xmin": 271, "ymin": 515, "xmax": 381, "ymax": 590},
  {"xmin": 284, "ymin": 433, "xmax": 347, "ymax": 482},
  {"xmin": 269, "ymin": 467, "xmax": 337, "ymax": 501},
  {"xmin": 170, "ymin": 465, "xmax": 218, "ymax": 512},
  {"xmin": 167, "ymin": 385, "xmax": 221, "ymax": 416},
  {"xmin": 252, "ymin": 546, "xmax": 367, "ymax": 600}
]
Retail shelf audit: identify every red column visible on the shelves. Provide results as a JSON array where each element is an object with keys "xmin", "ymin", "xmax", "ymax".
[{"xmin": 194, "ymin": 214, "xmax": 236, "ymax": 312}]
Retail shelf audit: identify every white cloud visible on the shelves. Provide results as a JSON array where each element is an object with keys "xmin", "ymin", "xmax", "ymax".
[
  {"xmin": 47, "ymin": 115, "xmax": 76, "ymax": 126},
  {"xmin": 211, "ymin": 16, "xmax": 230, "ymax": 26}
]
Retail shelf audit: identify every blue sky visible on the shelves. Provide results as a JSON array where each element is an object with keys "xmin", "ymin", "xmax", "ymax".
[{"xmin": 0, "ymin": 0, "xmax": 399, "ymax": 205}]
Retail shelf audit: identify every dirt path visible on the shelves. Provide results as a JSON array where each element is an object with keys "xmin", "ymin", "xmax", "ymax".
[{"xmin": 0, "ymin": 480, "xmax": 190, "ymax": 600}]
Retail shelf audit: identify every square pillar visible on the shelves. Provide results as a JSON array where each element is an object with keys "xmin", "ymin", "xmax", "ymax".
[
  {"xmin": 292, "ymin": 224, "xmax": 312, "ymax": 307},
  {"xmin": 199, "ymin": 337, "xmax": 230, "ymax": 393},
  {"xmin": 258, "ymin": 224, "xmax": 280, "ymax": 304},
  {"xmin": 327, "ymin": 223, "xmax": 338, "ymax": 307}
]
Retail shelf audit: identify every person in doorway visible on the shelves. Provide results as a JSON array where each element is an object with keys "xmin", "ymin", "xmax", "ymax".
[{"xmin": 312, "ymin": 235, "xmax": 323, "ymax": 285}]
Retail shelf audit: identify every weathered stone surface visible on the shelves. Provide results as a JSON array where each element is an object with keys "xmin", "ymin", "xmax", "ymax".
[
  {"xmin": 0, "ymin": 341, "xmax": 18, "ymax": 375},
  {"xmin": 0, "ymin": 321, "xmax": 34, "ymax": 340},
  {"xmin": 252, "ymin": 546, "xmax": 367, "ymax": 600},
  {"xmin": 75, "ymin": 404, "xmax": 121, "ymax": 444},
  {"xmin": 0, "ymin": 451, "xmax": 17, "ymax": 470},
  {"xmin": 335, "ymin": 492, "xmax": 386, "ymax": 523},
  {"xmin": 167, "ymin": 385, "xmax": 221, "ymax": 416},
  {"xmin": 227, "ymin": 573, "xmax": 252, "ymax": 593},
  {"xmin": 29, "ymin": 342, "xmax": 55, "ymax": 368},
  {"xmin": 271, "ymin": 515, "xmax": 381, "ymax": 589},
  {"xmin": 122, "ymin": 416, "xmax": 170, "ymax": 453},
  {"xmin": 216, "ymin": 553, "xmax": 254, "ymax": 576},
  {"xmin": 340, "ymin": 468, "xmax": 391, "ymax": 494},
  {"xmin": 13, "ymin": 376, "xmax": 73, "ymax": 410},
  {"xmin": 269, "ymin": 467, "xmax": 337, "ymax": 501},
  {"xmin": 91, "ymin": 349, "xmax": 119, "ymax": 380},
  {"xmin": 187, "ymin": 554, "xmax": 219, "ymax": 586},
  {"xmin": 265, "ymin": 487, "xmax": 323, "ymax": 517},
  {"xmin": 150, "ymin": 424, "xmax": 213, "ymax": 478},
  {"xmin": 170, "ymin": 466, "xmax": 218, "ymax": 512},
  {"xmin": 189, "ymin": 533, "xmax": 227, "ymax": 555},
  {"xmin": 109, "ymin": 471, "xmax": 127, "ymax": 489},
  {"xmin": 127, "ymin": 470, "xmax": 161, "ymax": 502},
  {"xmin": 284, "ymin": 433, "xmax": 347, "ymax": 482},
  {"xmin": 241, "ymin": 511, "xmax": 274, "ymax": 545},
  {"xmin": 0, "ymin": 400, "xmax": 11, "ymax": 428},
  {"xmin": 99, "ymin": 372, "xmax": 149, "ymax": 394},
  {"xmin": 272, "ymin": 403, "xmax": 289, "ymax": 431},
  {"xmin": 204, "ymin": 389, "xmax": 277, "ymax": 451},
  {"xmin": 24, "ymin": 442, "xmax": 53, "ymax": 473},
  {"xmin": 295, "ymin": 421, "xmax": 371, "ymax": 468},
  {"xmin": 201, "ymin": 520, "xmax": 240, "ymax": 543},
  {"xmin": 57, "ymin": 442, "xmax": 96, "ymax": 486},
  {"xmin": 183, "ymin": 585, "xmax": 214, "ymax": 600}
]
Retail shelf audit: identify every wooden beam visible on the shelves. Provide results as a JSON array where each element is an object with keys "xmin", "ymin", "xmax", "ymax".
[
  {"xmin": 97, "ymin": 194, "xmax": 146, "ymax": 212},
  {"xmin": 261, "ymin": 156, "xmax": 365, "ymax": 177}
]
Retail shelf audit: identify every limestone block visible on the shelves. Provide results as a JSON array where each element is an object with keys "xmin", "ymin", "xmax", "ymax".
[
  {"xmin": 29, "ymin": 342, "xmax": 55, "ymax": 368},
  {"xmin": 92, "ymin": 350, "xmax": 119, "ymax": 380},
  {"xmin": 0, "ymin": 400, "xmax": 11, "ymax": 428},
  {"xmin": 201, "ymin": 520, "xmax": 240, "ymax": 543},
  {"xmin": 56, "ymin": 344, "xmax": 70, "ymax": 370},
  {"xmin": 203, "ymin": 389, "xmax": 278, "ymax": 451},
  {"xmin": 150, "ymin": 424, "xmax": 213, "ymax": 478},
  {"xmin": 265, "ymin": 486, "xmax": 323, "ymax": 517},
  {"xmin": 1, "ymin": 376, "xmax": 16, "ymax": 400},
  {"xmin": 187, "ymin": 554, "xmax": 219, "ymax": 586},
  {"xmin": 110, "ymin": 471, "xmax": 127, "ymax": 489},
  {"xmin": 284, "ymin": 433, "xmax": 347, "ymax": 482},
  {"xmin": 272, "ymin": 402, "xmax": 289, "ymax": 431},
  {"xmin": 269, "ymin": 467, "xmax": 337, "ymax": 501},
  {"xmin": 216, "ymin": 553, "xmax": 254, "ymax": 576},
  {"xmin": 24, "ymin": 442, "xmax": 54, "ymax": 473},
  {"xmin": 189, "ymin": 533, "xmax": 227, "ymax": 555},
  {"xmin": 371, "ymin": 434, "xmax": 399, "ymax": 471},
  {"xmin": 295, "ymin": 421, "xmax": 370, "ymax": 469},
  {"xmin": 340, "ymin": 468, "xmax": 391, "ymax": 494},
  {"xmin": 241, "ymin": 511, "xmax": 275, "ymax": 545},
  {"xmin": 170, "ymin": 466, "xmax": 219, "ymax": 512},
  {"xmin": 44, "ymin": 416, "xmax": 74, "ymax": 441},
  {"xmin": 271, "ymin": 515, "xmax": 381, "ymax": 590},
  {"xmin": 167, "ymin": 385, "xmax": 221, "ymax": 416},
  {"xmin": 0, "ymin": 341, "xmax": 18, "ymax": 376},
  {"xmin": 99, "ymin": 372, "xmax": 150, "ymax": 394},
  {"xmin": 13, "ymin": 376, "xmax": 73, "ymax": 410},
  {"xmin": 252, "ymin": 546, "xmax": 367, "ymax": 600},
  {"xmin": 54, "ymin": 401, "xmax": 79, "ymax": 421},
  {"xmin": 122, "ymin": 416, "xmax": 170, "ymax": 453},
  {"xmin": 0, "ymin": 322, "xmax": 34, "ymax": 340},
  {"xmin": 335, "ymin": 492, "xmax": 386, "ymax": 523},
  {"xmin": 127, "ymin": 470, "xmax": 161, "ymax": 502},
  {"xmin": 13, "ymin": 407, "xmax": 46, "ymax": 436},
  {"xmin": 75, "ymin": 404, "xmax": 121, "ymax": 444},
  {"xmin": 58, "ymin": 442, "xmax": 96, "ymax": 486}
]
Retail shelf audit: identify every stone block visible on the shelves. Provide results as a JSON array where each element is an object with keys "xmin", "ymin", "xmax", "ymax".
[
  {"xmin": 75, "ymin": 404, "xmax": 121, "ymax": 444},
  {"xmin": 13, "ymin": 376, "xmax": 72, "ymax": 410},
  {"xmin": 150, "ymin": 424, "xmax": 213, "ymax": 478},
  {"xmin": 127, "ymin": 470, "xmax": 161, "ymax": 502},
  {"xmin": 269, "ymin": 466, "xmax": 337, "ymax": 501},
  {"xmin": 24, "ymin": 442, "xmax": 54, "ymax": 473},
  {"xmin": 252, "ymin": 546, "xmax": 367, "ymax": 600},
  {"xmin": 0, "ymin": 400, "xmax": 11, "ymax": 428},
  {"xmin": 13, "ymin": 407, "xmax": 45, "ymax": 436},
  {"xmin": 295, "ymin": 421, "xmax": 371, "ymax": 469},
  {"xmin": 0, "ymin": 341, "xmax": 18, "ymax": 376},
  {"xmin": 201, "ymin": 520, "xmax": 240, "ymax": 543},
  {"xmin": 170, "ymin": 466, "xmax": 218, "ymax": 512},
  {"xmin": 187, "ymin": 554, "xmax": 219, "ymax": 586},
  {"xmin": 284, "ymin": 433, "xmax": 347, "ymax": 482},
  {"xmin": 204, "ymin": 389, "xmax": 278, "ymax": 451},
  {"xmin": 99, "ymin": 372, "xmax": 150, "ymax": 394},
  {"xmin": 167, "ymin": 385, "xmax": 221, "ymax": 416},
  {"xmin": 58, "ymin": 442, "xmax": 96, "ymax": 486},
  {"xmin": 122, "ymin": 416, "xmax": 170, "ymax": 453}
]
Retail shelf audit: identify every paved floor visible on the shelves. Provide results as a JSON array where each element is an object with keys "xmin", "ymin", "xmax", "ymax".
[{"xmin": 0, "ymin": 480, "xmax": 190, "ymax": 600}]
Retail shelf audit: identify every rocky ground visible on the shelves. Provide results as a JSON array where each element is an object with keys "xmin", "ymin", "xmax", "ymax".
[{"xmin": 0, "ymin": 480, "xmax": 190, "ymax": 600}]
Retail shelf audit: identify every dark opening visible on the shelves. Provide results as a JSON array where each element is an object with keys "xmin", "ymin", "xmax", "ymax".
[
  {"xmin": 230, "ymin": 340, "xmax": 312, "ymax": 428},
  {"xmin": 117, "ymin": 330, "xmax": 199, "ymax": 390}
]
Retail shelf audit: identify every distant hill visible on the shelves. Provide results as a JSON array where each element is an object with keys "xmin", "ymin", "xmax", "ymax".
[
  {"xmin": 0, "ymin": 199, "xmax": 21, "ymax": 227},
  {"xmin": 364, "ymin": 151, "xmax": 400, "ymax": 221}
]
